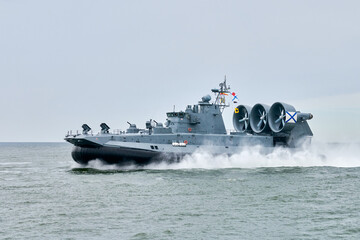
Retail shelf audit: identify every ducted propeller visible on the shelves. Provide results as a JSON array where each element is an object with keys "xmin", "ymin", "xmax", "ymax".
[
  {"xmin": 268, "ymin": 102, "xmax": 297, "ymax": 133},
  {"xmin": 240, "ymin": 112, "xmax": 249, "ymax": 130},
  {"xmin": 250, "ymin": 104, "xmax": 271, "ymax": 133},
  {"xmin": 233, "ymin": 105, "xmax": 252, "ymax": 133},
  {"xmin": 274, "ymin": 108, "xmax": 286, "ymax": 130}
]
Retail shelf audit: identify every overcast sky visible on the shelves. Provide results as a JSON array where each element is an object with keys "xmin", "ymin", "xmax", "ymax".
[{"xmin": 1, "ymin": 0, "xmax": 359, "ymax": 142}]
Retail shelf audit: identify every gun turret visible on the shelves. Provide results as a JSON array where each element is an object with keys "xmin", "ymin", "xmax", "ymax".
[
  {"xmin": 82, "ymin": 124, "xmax": 91, "ymax": 134},
  {"xmin": 100, "ymin": 123, "xmax": 110, "ymax": 134}
]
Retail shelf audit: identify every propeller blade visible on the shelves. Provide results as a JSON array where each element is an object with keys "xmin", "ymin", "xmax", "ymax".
[
  {"xmin": 279, "ymin": 120, "xmax": 283, "ymax": 129},
  {"xmin": 280, "ymin": 109, "xmax": 285, "ymax": 119},
  {"xmin": 239, "ymin": 118, "xmax": 246, "ymax": 122},
  {"xmin": 257, "ymin": 119, "xmax": 263, "ymax": 128},
  {"xmin": 244, "ymin": 121, "xmax": 248, "ymax": 130},
  {"xmin": 275, "ymin": 118, "xmax": 281, "ymax": 123}
]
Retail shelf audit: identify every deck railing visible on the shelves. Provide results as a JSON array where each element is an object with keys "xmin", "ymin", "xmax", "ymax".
[{"xmin": 65, "ymin": 129, "xmax": 125, "ymax": 137}]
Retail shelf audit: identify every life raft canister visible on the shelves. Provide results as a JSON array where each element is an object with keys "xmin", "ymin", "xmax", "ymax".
[
  {"xmin": 188, "ymin": 128, "xmax": 192, "ymax": 132},
  {"xmin": 184, "ymin": 140, "xmax": 188, "ymax": 144}
]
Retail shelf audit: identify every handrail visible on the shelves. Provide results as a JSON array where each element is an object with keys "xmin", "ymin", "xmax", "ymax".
[{"xmin": 65, "ymin": 129, "xmax": 126, "ymax": 137}]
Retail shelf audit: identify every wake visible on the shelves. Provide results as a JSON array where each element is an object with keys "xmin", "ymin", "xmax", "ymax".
[{"xmin": 72, "ymin": 142, "xmax": 360, "ymax": 170}]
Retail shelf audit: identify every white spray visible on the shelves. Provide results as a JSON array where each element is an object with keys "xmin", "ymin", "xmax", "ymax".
[{"xmin": 72, "ymin": 142, "xmax": 360, "ymax": 170}]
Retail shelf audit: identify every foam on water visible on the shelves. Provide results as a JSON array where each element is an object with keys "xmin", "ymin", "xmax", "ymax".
[
  {"xmin": 148, "ymin": 142, "xmax": 360, "ymax": 169},
  {"xmin": 76, "ymin": 142, "xmax": 360, "ymax": 170}
]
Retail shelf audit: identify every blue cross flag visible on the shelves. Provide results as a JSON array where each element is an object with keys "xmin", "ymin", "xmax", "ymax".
[{"xmin": 285, "ymin": 111, "xmax": 297, "ymax": 123}]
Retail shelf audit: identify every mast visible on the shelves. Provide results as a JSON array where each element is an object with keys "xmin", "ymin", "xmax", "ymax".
[{"xmin": 213, "ymin": 75, "xmax": 231, "ymax": 113}]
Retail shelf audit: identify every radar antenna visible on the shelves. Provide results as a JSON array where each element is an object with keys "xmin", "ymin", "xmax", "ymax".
[{"xmin": 212, "ymin": 75, "xmax": 231, "ymax": 112}]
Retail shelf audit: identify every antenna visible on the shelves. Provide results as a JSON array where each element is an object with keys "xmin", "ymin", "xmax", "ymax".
[{"xmin": 214, "ymin": 75, "xmax": 231, "ymax": 113}]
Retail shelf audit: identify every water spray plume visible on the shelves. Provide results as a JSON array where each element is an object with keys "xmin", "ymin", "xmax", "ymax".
[{"xmin": 74, "ymin": 142, "xmax": 360, "ymax": 170}]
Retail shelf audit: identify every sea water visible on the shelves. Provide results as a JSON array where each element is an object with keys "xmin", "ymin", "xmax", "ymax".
[{"xmin": 1, "ymin": 142, "xmax": 360, "ymax": 239}]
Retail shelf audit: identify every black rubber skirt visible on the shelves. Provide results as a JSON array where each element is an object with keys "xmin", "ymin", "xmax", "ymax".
[{"xmin": 71, "ymin": 146, "xmax": 162, "ymax": 166}]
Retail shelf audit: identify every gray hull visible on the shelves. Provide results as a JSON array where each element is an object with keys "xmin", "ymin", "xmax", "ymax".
[{"xmin": 66, "ymin": 132, "xmax": 293, "ymax": 165}]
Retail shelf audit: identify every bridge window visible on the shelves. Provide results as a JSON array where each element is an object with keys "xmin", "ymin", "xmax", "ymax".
[{"xmin": 166, "ymin": 112, "xmax": 185, "ymax": 118}]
